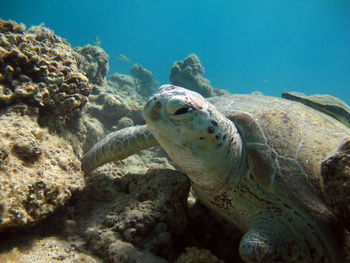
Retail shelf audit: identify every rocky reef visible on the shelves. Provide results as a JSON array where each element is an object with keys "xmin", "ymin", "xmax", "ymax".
[
  {"xmin": 0, "ymin": 19, "xmax": 94, "ymax": 233},
  {"xmin": 1, "ymin": 19, "xmax": 348, "ymax": 263},
  {"xmin": 170, "ymin": 54, "xmax": 228, "ymax": 97},
  {"xmin": 106, "ymin": 63, "xmax": 158, "ymax": 106},
  {"xmin": 0, "ymin": 20, "xmax": 93, "ymax": 125},
  {"xmin": 75, "ymin": 44, "xmax": 109, "ymax": 87},
  {"xmin": 130, "ymin": 63, "xmax": 158, "ymax": 97},
  {"xmin": 84, "ymin": 169, "xmax": 190, "ymax": 262},
  {"xmin": 0, "ymin": 19, "xmax": 234, "ymax": 263},
  {"xmin": 0, "ymin": 104, "xmax": 84, "ymax": 231}
]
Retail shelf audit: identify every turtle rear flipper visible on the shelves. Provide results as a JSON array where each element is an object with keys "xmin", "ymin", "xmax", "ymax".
[{"xmin": 239, "ymin": 211, "xmax": 321, "ymax": 263}]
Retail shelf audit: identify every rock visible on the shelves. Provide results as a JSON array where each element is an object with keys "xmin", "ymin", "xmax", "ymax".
[
  {"xmin": 130, "ymin": 64, "xmax": 158, "ymax": 97},
  {"xmin": 321, "ymin": 138, "xmax": 350, "ymax": 230},
  {"xmin": 0, "ymin": 19, "xmax": 93, "ymax": 125},
  {"xmin": 86, "ymin": 92, "xmax": 144, "ymax": 130},
  {"xmin": 75, "ymin": 45, "xmax": 109, "ymax": 87},
  {"xmin": 107, "ymin": 64, "xmax": 158, "ymax": 103},
  {"xmin": 169, "ymin": 54, "xmax": 228, "ymax": 97},
  {"xmin": 175, "ymin": 247, "xmax": 224, "ymax": 263},
  {"xmin": 0, "ymin": 236, "xmax": 102, "ymax": 263},
  {"xmin": 62, "ymin": 114, "xmax": 105, "ymax": 156},
  {"xmin": 12, "ymin": 137, "xmax": 42, "ymax": 162},
  {"xmin": 84, "ymin": 169, "xmax": 190, "ymax": 261},
  {"xmin": 106, "ymin": 72, "xmax": 144, "ymax": 105},
  {"xmin": 85, "ymin": 230, "xmax": 167, "ymax": 263},
  {"xmin": 0, "ymin": 248, "xmax": 25, "ymax": 263},
  {"xmin": 107, "ymin": 73, "xmax": 138, "ymax": 95},
  {"xmin": 0, "ymin": 105, "xmax": 85, "ymax": 231}
]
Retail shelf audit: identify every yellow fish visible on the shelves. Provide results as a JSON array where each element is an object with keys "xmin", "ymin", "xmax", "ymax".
[
  {"xmin": 93, "ymin": 36, "xmax": 102, "ymax": 46},
  {"xmin": 116, "ymin": 54, "xmax": 131, "ymax": 63}
]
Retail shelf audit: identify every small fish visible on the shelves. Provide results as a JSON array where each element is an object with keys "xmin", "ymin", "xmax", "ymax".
[
  {"xmin": 116, "ymin": 54, "xmax": 131, "ymax": 63},
  {"xmin": 251, "ymin": 91, "xmax": 264, "ymax": 96},
  {"xmin": 93, "ymin": 36, "xmax": 102, "ymax": 46}
]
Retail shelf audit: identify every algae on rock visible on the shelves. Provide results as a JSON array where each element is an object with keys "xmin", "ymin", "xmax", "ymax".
[
  {"xmin": 75, "ymin": 44, "xmax": 109, "ymax": 87},
  {"xmin": 0, "ymin": 19, "xmax": 93, "ymax": 125},
  {"xmin": 170, "ymin": 54, "xmax": 228, "ymax": 97},
  {"xmin": 0, "ymin": 105, "xmax": 84, "ymax": 231}
]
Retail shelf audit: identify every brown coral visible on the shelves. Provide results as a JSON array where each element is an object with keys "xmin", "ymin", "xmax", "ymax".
[
  {"xmin": 0, "ymin": 19, "xmax": 92, "ymax": 123},
  {"xmin": 84, "ymin": 169, "xmax": 190, "ymax": 261},
  {"xmin": 170, "ymin": 54, "xmax": 228, "ymax": 97},
  {"xmin": 0, "ymin": 104, "xmax": 85, "ymax": 231},
  {"xmin": 75, "ymin": 44, "xmax": 109, "ymax": 87},
  {"xmin": 130, "ymin": 63, "xmax": 158, "ymax": 97}
]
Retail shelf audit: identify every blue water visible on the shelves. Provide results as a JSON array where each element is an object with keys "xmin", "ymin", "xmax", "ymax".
[{"xmin": 2, "ymin": 0, "xmax": 350, "ymax": 104}]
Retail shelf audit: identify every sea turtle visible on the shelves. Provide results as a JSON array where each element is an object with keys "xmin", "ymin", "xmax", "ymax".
[
  {"xmin": 82, "ymin": 85, "xmax": 350, "ymax": 263},
  {"xmin": 282, "ymin": 92, "xmax": 350, "ymax": 128}
]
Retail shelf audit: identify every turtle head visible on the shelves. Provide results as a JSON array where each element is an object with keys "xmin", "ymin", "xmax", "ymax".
[{"xmin": 143, "ymin": 84, "xmax": 242, "ymax": 185}]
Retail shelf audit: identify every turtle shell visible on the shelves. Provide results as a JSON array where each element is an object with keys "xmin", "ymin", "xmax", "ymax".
[
  {"xmin": 208, "ymin": 94, "xmax": 350, "ymax": 220},
  {"xmin": 282, "ymin": 92, "xmax": 350, "ymax": 128}
]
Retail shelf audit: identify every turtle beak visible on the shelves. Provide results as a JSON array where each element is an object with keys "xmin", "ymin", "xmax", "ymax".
[{"xmin": 143, "ymin": 93, "xmax": 163, "ymax": 122}]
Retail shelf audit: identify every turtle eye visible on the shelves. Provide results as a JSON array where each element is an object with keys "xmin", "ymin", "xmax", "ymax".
[
  {"xmin": 170, "ymin": 105, "xmax": 195, "ymax": 120},
  {"xmin": 166, "ymin": 97, "xmax": 195, "ymax": 120},
  {"xmin": 174, "ymin": 106, "xmax": 193, "ymax": 115},
  {"xmin": 166, "ymin": 96, "xmax": 195, "ymax": 120}
]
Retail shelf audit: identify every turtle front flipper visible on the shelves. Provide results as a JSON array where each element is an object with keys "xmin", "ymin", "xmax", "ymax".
[
  {"xmin": 81, "ymin": 125, "xmax": 158, "ymax": 173},
  {"xmin": 239, "ymin": 212, "xmax": 315, "ymax": 263}
]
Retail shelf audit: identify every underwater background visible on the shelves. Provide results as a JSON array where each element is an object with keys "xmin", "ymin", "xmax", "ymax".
[{"xmin": 2, "ymin": 0, "xmax": 350, "ymax": 103}]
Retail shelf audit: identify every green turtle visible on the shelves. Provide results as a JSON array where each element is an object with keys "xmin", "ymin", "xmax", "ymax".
[
  {"xmin": 282, "ymin": 92, "xmax": 350, "ymax": 128},
  {"xmin": 82, "ymin": 85, "xmax": 350, "ymax": 263}
]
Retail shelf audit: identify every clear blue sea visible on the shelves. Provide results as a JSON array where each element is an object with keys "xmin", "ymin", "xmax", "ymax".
[{"xmin": 2, "ymin": 0, "xmax": 350, "ymax": 104}]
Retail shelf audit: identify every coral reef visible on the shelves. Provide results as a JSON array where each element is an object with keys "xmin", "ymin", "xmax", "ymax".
[
  {"xmin": 107, "ymin": 73, "xmax": 138, "ymax": 95},
  {"xmin": 60, "ymin": 81, "xmax": 152, "ymax": 158},
  {"xmin": 321, "ymin": 139, "xmax": 350, "ymax": 230},
  {"xmin": 86, "ymin": 88, "xmax": 144, "ymax": 131},
  {"xmin": 170, "ymin": 54, "xmax": 228, "ymax": 97},
  {"xmin": 75, "ymin": 45, "xmax": 109, "ymax": 87},
  {"xmin": 0, "ymin": 104, "xmax": 84, "ymax": 231},
  {"xmin": 107, "ymin": 63, "xmax": 158, "ymax": 104},
  {"xmin": 130, "ymin": 63, "xmax": 158, "ymax": 97},
  {"xmin": 0, "ymin": 19, "xmax": 92, "ymax": 124},
  {"xmin": 84, "ymin": 169, "xmax": 190, "ymax": 261},
  {"xmin": 86, "ymin": 234, "xmax": 167, "ymax": 263},
  {"xmin": 61, "ymin": 114, "xmax": 105, "ymax": 156}
]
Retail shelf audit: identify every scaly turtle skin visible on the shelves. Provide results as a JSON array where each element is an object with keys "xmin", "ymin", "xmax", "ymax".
[
  {"xmin": 82, "ymin": 85, "xmax": 350, "ymax": 263},
  {"xmin": 282, "ymin": 91, "xmax": 350, "ymax": 128}
]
